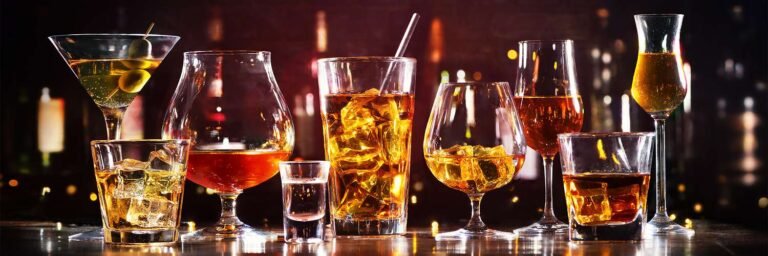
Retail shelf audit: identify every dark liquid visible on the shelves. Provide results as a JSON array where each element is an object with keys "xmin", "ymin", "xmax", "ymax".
[{"xmin": 514, "ymin": 96, "xmax": 584, "ymax": 156}]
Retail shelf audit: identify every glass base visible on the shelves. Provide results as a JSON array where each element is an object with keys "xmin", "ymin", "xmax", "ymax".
[
  {"xmin": 182, "ymin": 224, "xmax": 277, "ymax": 243},
  {"xmin": 104, "ymin": 229, "xmax": 178, "ymax": 245},
  {"xmin": 434, "ymin": 228, "xmax": 516, "ymax": 241},
  {"xmin": 646, "ymin": 217, "xmax": 694, "ymax": 236},
  {"xmin": 68, "ymin": 229, "xmax": 104, "ymax": 242},
  {"xmin": 332, "ymin": 217, "xmax": 405, "ymax": 236},
  {"xmin": 514, "ymin": 220, "xmax": 568, "ymax": 236}
]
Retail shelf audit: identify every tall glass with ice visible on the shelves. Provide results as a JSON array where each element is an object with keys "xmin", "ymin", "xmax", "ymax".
[
  {"xmin": 317, "ymin": 57, "xmax": 415, "ymax": 236},
  {"xmin": 91, "ymin": 139, "xmax": 190, "ymax": 245}
]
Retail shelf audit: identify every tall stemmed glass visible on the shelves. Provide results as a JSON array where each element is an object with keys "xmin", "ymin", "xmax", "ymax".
[
  {"xmin": 49, "ymin": 34, "xmax": 179, "ymax": 139},
  {"xmin": 163, "ymin": 51, "xmax": 294, "ymax": 241},
  {"xmin": 631, "ymin": 14, "xmax": 693, "ymax": 236},
  {"xmin": 424, "ymin": 82, "xmax": 527, "ymax": 240},
  {"xmin": 513, "ymin": 40, "xmax": 584, "ymax": 235}
]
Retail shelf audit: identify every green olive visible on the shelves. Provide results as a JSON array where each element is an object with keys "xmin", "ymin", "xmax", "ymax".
[
  {"xmin": 128, "ymin": 38, "xmax": 153, "ymax": 59},
  {"xmin": 120, "ymin": 59, "xmax": 153, "ymax": 69},
  {"xmin": 118, "ymin": 70, "xmax": 151, "ymax": 93}
]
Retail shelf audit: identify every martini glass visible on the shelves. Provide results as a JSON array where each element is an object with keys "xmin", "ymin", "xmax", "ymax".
[
  {"xmin": 49, "ymin": 34, "xmax": 179, "ymax": 139},
  {"xmin": 49, "ymin": 34, "xmax": 179, "ymax": 241}
]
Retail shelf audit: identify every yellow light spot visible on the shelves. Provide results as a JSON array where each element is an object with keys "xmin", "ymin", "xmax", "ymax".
[
  {"xmin": 187, "ymin": 221, "xmax": 197, "ymax": 232},
  {"xmin": 611, "ymin": 153, "xmax": 621, "ymax": 166},
  {"xmin": 532, "ymin": 52, "xmax": 537, "ymax": 61},
  {"xmin": 431, "ymin": 221, "xmax": 439, "ymax": 236},
  {"xmin": 89, "ymin": 193, "xmax": 98, "ymax": 202},
  {"xmin": 684, "ymin": 218, "xmax": 694, "ymax": 229},
  {"xmin": 66, "ymin": 185, "xmax": 77, "ymax": 195},
  {"xmin": 759, "ymin": 197, "xmax": 768, "ymax": 208},
  {"xmin": 465, "ymin": 127, "xmax": 472, "ymax": 139},
  {"xmin": 511, "ymin": 196, "xmax": 519, "ymax": 203},
  {"xmin": 553, "ymin": 61, "xmax": 558, "ymax": 70},
  {"xmin": 596, "ymin": 139, "xmax": 607, "ymax": 160},
  {"xmin": 677, "ymin": 183, "xmax": 686, "ymax": 193},
  {"xmin": 205, "ymin": 188, "xmax": 216, "ymax": 195},
  {"xmin": 537, "ymin": 208, "xmax": 543, "ymax": 213},
  {"xmin": 56, "ymin": 222, "xmax": 62, "ymax": 230},
  {"xmin": 41, "ymin": 186, "xmax": 51, "ymax": 196},
  {"xmin": 391, "ymin": 175, "xmax": 403, "ymax": 197},
  {"xmin": 669, "ymin": 213, "xmax": 677, "ymax": 221},
  {"xmin": 507, "ymin": 49, "xmax": 518, "ymax": 60},
  {"xmin": 410, "ymin": 195, "xmax": 418, "ymax": 205},
  {"xmin": 8, "ymin": 179, "xmax": 18, "ymax": 187},
  {"xmin": 693, "ymin": 203, "xmax": 703, "ymax": 213},
  {"xmin": 472, "ymin": 71, "xmax": 482, "ymax": 81}
]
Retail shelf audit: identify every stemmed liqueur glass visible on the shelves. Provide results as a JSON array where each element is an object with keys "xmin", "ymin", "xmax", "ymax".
[
  {"xmin": 163, "ymin": 51, "xmax": 294, "ymax": 241},
  {"xmin": 49, "ymin": 33, "xmax": 179, "ymax": 242},
  {"xmin": 424, "ymin": 82, "xmax": 527, "ymax": 240},
  {"xmin": 631, "ymin": 14, "xmax": 693, "ymax": 236},
  {"xmin": 513, "ymin": 40, "xmax": 584, "ymax": 235}
]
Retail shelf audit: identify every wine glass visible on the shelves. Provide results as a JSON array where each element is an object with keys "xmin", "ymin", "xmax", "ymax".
[
  {"xmin": 631, "ymin": 14, "xmax": 693, "ymax": 236},
  {"xmin": 49, "ymin": 33, "xmax": 179, "ymax": 242},
  {"xmin": 49, "ymin": 34, "xmax": 179, "ymax": 139},
  {"xmin": 513, "ymin": 40, "xmax": 584, "ymax": 235},
  {"xmin": 423, "ymin": 82, "xmax": 527, "ymax": 240},
  {"xmin": 163, "ymin": 51, "xmax": 294, "ymax": 242}
]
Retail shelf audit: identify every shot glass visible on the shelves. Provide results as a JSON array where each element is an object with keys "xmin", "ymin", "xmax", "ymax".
[
  {"xmin": 279, "ymin": 161, "xmax": 330, "ymax": 243},
  {"xmin": 91, "ymin": 139, "xmax": 190, "ymax": 245},
  {"xmin": 558, "ymin": 133, "xmax": 654, "ymax": 241}
]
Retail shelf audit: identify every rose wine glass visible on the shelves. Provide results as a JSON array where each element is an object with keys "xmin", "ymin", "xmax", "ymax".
[{"xmin": 513, "ymin": 40, "xmax": 584, "ymax": 236}]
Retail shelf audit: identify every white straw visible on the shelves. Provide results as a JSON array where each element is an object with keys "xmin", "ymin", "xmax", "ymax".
[{"xmin": 379, "ymin": 13, "xmax": 420, "ymax": 93}]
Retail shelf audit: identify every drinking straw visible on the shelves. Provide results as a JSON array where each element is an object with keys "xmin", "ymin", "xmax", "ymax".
[{"xmin": 379, "ymin": 13, "xmax": 420, "ymax": 93}]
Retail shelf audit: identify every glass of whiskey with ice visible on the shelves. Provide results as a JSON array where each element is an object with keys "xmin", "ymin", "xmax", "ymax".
[
  {"xmin": 91, "ymin": 139, "xmax": 190, "ymax": 245},
  {"xmin": 558, "ymin": 133, "xmax": 654, "ymax": 241},
  {"xmin": 279, "ymin": 161, "xmax": 330, "ymax": 243}
]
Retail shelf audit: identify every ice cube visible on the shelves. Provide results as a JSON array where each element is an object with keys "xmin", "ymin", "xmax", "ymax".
[
  {"xmin": 379, "ymin": 120, "xmax": 410, "ymax": 164},
  {"xmin": 126, "ymin": 196, "xmax": 177, "ymax": 228},
  {"xmin": 568, "ymin": 180, "xmax": 611, "ymax": 224},
  {"xmin": 118, "ymin": 159, "xmax": 150, "ymax": 170},
  {"xmin": 145, "ymin": 170, "xmax": 183, "ymax": 195},
  {"xmin": 113, "ymin": 169, "xmax": 146, "ymax": 199},
  {"xmin": 149, "ymin": 149, "xmax": 173, "ymax": 170},
  {"xmin": 607, "ymin": 184, "xmax": 641, "ymax": 220}
]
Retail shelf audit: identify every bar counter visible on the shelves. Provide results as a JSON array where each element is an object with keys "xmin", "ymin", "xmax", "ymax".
[{"xmin": 0, "ymin": 221, "xmax": 766, "ymax": 255}]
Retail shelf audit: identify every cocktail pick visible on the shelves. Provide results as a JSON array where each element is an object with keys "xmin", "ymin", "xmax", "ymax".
[{"xmin": 379, "ymin": 13, "xmax": 420, "ymax": 94}]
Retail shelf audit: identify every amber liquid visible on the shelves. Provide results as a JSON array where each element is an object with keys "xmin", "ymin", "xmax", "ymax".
[
  {"xmin": 187, "ymin": 150, "xmax": 289, "ymax": 193},
  {"xmin": 563, "ymin": 173, "xmax": 650, "ymax": 225},
  {"xmin": 631, "ymin": 53, "xmax": 687, "ymax": 117},
  {"xmin": 514, "ymin": 96, "xmax": 584, "ymax": 156},
  {"xmin": 426, "ymin": 145, "xmax": 524, "ymax": 194},
  {"xmin": 321, "ymin": 89, "xmax": 414, "ymax": 221}
]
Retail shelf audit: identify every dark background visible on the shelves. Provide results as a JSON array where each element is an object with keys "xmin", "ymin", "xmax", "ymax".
[{"xmin": 1, "ymin": 0, "xmax": 766, "ymax": 231}]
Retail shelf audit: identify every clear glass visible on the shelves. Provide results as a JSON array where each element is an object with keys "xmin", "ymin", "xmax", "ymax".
[
  {"xmin": 558, "ymin": 133, "xmax": 654, "ymax": 241},
  {"xmin": 163, "ymin": 51, "xmax": 295, "ymax": 242},
  {"xmin": 631, "ymin": 14, "xmax": 693, "ymax": 236},
  {"xmin": 279, "ymin": 161, "xmax": 330, "ymax": 243},
  {"xmin": 91, "ymin": 139, "xmax": 190, "ymax": 245},
  {"xmin": 513, "ymin": 40, "xmax": 585, "ymax": 235},
  {"xmin": 317, "ymin": 56, "xmax": 415, "ymax": 236},
  {"xmin": 423, "ymin": 82, "xmax": 527, "ymax": 240},
  {"xmin": 48, "ymin": 34, "xmax": 179, "ymax": 140}
]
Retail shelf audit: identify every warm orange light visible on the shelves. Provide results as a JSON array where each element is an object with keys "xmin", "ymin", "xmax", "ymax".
[
  {"xmin": 66, "ymin": 185, "xmax": 77, "ymax": 195},
  {"xmin": 8, "ymin": 179, "xmax": 18, "ymax": 187}
]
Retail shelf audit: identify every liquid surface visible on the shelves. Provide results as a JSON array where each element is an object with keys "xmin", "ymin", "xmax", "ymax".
[
  {"xmin": 563, "ymin": 173, "xmax": 650, "ymax": 225},
  {"xmin": 631, "ymin": 53, "xmax": 687, "ymax": 118},
  {"xmin": 69, "ymin": 59, "xmax": 161, "ymax": 108},
  {"xmin": 426, "ymin": 145, "xmax": 524, "ymax": 194},
  {"xmin": 187, "ymin": 150, "xmax": 289, "ymax": 193},
  {"xmin": 514, "ymin": 96, "xmax": 584, "ymax": 156},
  {"xmin": 321, "ymin": 88, "xmax": 414, "ymax": 220}
]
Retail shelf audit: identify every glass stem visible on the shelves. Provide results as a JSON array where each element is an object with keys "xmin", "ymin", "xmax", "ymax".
[
  {"xmin": 217, "ymin": 193, "xmax": 244, "ymax": 232},
  {"xmin": 465, "ymin": 193, "xmax": 487, "ymax": 232},
  {"xmin": 540, "ymin": 155, "xmax": 559, "ymax": 223},
  {"xmin": 100, "ymin": 107, "xmax": 125, "ymax": 140},
  {"xmin": 653, "ymin": 119, "xmax": 670, "ymax": 220}
]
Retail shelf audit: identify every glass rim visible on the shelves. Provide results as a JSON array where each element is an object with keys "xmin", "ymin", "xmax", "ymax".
[
  {"xmin": 184, "ymin": 50, "xmax": 271, "ymax": 56},
  {"xmin": 90, "ymin": 139, "xmax": 190, "ymax": 146},
  {"xmin": 518, "ymin": 39, "xmax": 574, "ymax": 44},
  {"xmin": 49, "ymin": 34, "xmax": 180, "ymax": 40},
  {"xmin": 558, "ymin": 132, "xmax": 655, "ymax": 139},
  {"xmin": 317, "ymin": 56, "xmax": 416, "ymax": 63},
  {"xmin": 634, "ymin": 14, "xmax": 684, "ymax": 18},
  {"xmin": 279, "ymin": 160, "xmax": 330, "ymax": 166},
  {"xmin": 440, "ymin": 81, "xmax": 509, "ymax": 87}
]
